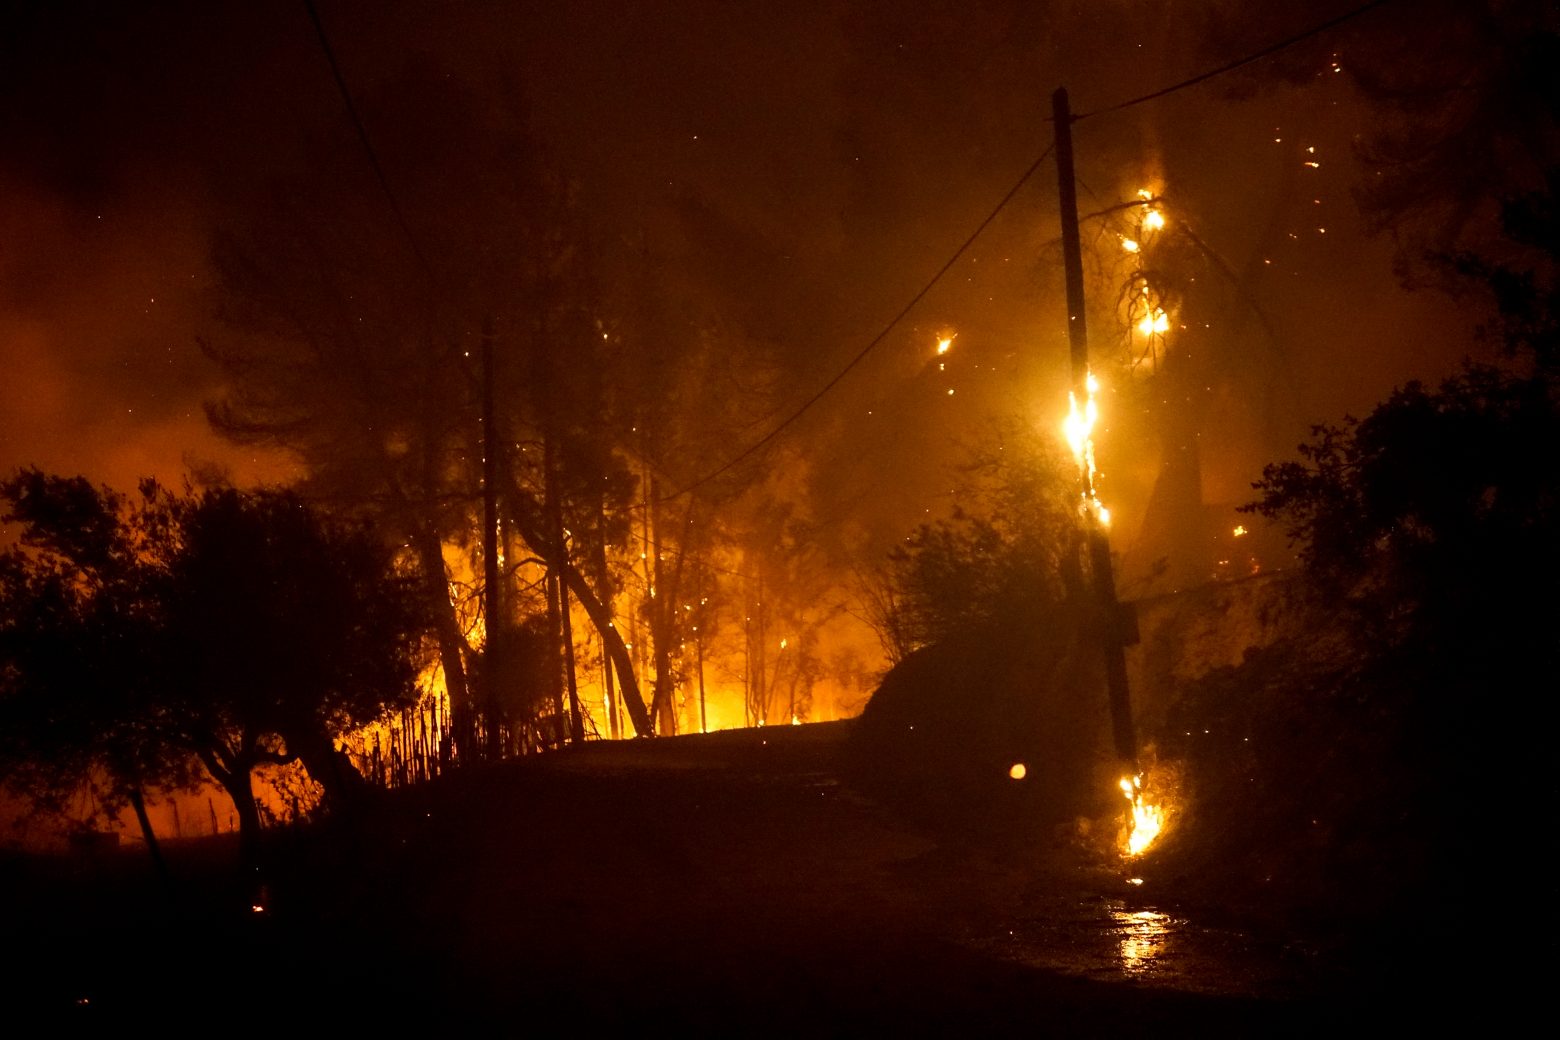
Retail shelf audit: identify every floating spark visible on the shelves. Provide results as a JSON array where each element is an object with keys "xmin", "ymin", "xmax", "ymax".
[{"xmin": 1009, "ymin": 763, "xmax": 1027, "ymax": 780}]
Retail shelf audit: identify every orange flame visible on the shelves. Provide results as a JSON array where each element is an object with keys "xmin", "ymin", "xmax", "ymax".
[{"xmin": 1119, "ymin": 774, "xmax": 1164, "ymax": 857}]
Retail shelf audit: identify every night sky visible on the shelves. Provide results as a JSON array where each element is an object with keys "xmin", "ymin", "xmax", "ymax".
[{"xmin": 0, "ymin": 0, "xmax": 1507, "ymax": 569}]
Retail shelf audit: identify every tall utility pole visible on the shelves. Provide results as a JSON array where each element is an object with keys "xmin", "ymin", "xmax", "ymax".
[
  {"xmin": 481, "ymin": 316, "xmax": 503, "ymax": 760},
  {"xmin": 1052, "ymin": 87, "xmax": 1138, "ymax": 767}
]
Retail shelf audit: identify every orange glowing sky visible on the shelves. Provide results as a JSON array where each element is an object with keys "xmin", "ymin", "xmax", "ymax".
[{"xmin": 0, "ymin": 0, "xmax": 1505, "ymax": 544}]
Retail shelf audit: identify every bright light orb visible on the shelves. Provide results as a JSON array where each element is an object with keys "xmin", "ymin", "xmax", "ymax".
[{"xmin": 1009, "ymin": 763, "xmax": 1027, "ymax": 780}]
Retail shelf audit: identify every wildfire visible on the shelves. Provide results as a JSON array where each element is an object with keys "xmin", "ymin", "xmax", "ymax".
[
  {"xmin": 1062, "ymin": 371, "xmax": 1110, "ymax": 528},
  {"xmin": 1122, "ymin": 192, "xmax": 1173, "ymax": 373},
  {"xmin": 1137, "ymin": 187, "xmax": 1167, "ymax": 232},
  {"xmin": 1119, "ymin": 774, "xmax": 1164, "ymax": 857},
  {"xmin": 1136, "ymin": 310, "xmax": 1169, "ymax": 336}
]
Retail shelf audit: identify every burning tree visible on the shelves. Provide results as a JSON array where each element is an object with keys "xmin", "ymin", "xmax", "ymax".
[
  {"xmin": 203, "ymin": 69, "xmax": 660, "ymax": 749},
  {"xmin": 202, "ymin": 65, "xmax": 807, "ymax": 749}
]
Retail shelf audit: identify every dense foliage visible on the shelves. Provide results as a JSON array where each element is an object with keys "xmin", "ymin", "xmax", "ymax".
[
  {"xmin": 1243, "ymin": 365, "xmax": 1559, "ymax": 660},
  {"xmin": 862, "ymin": 421, "xmax": 1082, "ymax": 661},
  {"xmin": 0, "ymin": 472, "xmax": 429, "ymax": 857}
]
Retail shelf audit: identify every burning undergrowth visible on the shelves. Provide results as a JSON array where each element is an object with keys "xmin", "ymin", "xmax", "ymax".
[{"xmin": 1137, "ymin": 624, "xmax": 1488, "ymax": 959}]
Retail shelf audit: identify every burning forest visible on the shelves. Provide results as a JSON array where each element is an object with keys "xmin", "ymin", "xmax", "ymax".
[{"xmin": 1, "ymin": 0, "xmax": 1555, "ymax": 1028}]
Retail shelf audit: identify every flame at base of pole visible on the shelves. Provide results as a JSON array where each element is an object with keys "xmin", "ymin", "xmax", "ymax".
[{"xmin": 1119, "ymin": 774, "xmax": 1164, "ymax": 858}]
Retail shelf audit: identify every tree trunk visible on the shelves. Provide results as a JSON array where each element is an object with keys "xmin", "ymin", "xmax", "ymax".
[
  {"xmin": 498, "ymin": 469, "xmax": 653, "ymax": 737},
  {"xmin": 285, "ymin": 727, "xmax": 372, "ymax": 814},
  {"xmin": 126, "ymin": 786, "xmax": 171, "ymax": 890},
  {"xmin": 482, "ymin": 317, "xmax": 503, "ymax": 762},
  {"xmin": 201, "ymin": 750, "xmax": 264, "ymax": 873},
  {"xmin": 650, "ymin": 490, "xmax": 675, "ymax": 735},
  {"xmin": 595, "ymin": 492, "xmax": 620, "ymax": 739},
  {"xmin": 414, "ymin": 524, "xmax": 475, "ymax": 761},
  {"xmin": 647, "ymin": 480, "xmax": 695, "ymax": 735},
  {"xmin": 544, "ymin": 435, "xmax": 584, "ymax": 744}
]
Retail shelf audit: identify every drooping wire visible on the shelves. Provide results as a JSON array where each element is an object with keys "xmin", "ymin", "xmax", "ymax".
[
  {"xmin": 1073, "ymin": 0, "xmax": 1395, "ymax": 120},
  {"xmin": 658, "ymin": 3, "xmax": 1395, "ymax": 505},
  {"xmin": 301, "ymin": 0, "xmax": 432, "ymax": 279},
  {"xmin": 658, "ymin": 143, "xmax": 1057, "ymax": 503}
]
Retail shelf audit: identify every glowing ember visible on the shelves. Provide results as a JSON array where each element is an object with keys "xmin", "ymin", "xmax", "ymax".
[
  {"xmin": 1119, "ymin": 774, "xmax": 1164, "ymax": 857},
  {"xmin": 1009, "ymin": 762, "xmax": 1027, "ymax": 780},
  {"xmin": 1136, "ymin": 189, "xmax": 1167, "ymax": 232},
  {"xmin": 1233, "ymin": 525, "xmax": 1248, "ymax": 537},
  {"xmin": 1121, "ymin": 237, "xmax": 1140, "ymax": 253},
  {"xmin": 936, "ymin": 335, "xmax": 954, "ymax": 355},
  {"xmin": 1136, "ymin": 310, "xmax": 1169, "ymax": 336},
  {"xmin": 1062, "ymin": 372, "xmax": 1100, "ymax": 462}
]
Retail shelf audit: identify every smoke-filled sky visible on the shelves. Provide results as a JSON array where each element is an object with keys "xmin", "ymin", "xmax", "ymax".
[{"xmin": 0, "ymin": 1, "xmax": 1519, "ymax": 568}]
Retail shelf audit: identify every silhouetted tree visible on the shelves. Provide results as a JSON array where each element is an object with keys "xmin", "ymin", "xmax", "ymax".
[
  {"xmin": 869, "ymin": 421, "xmax": 1082, "ymax": 656},
  {"xmin": 1244, "ymin": 364, "xmax": 1559, "ymax": 676},
  {"xmin": 0, "ymin": 472, "xmax": 429, "ymax": 865},
  {"xmin": 0, "ymin": 477, "xmax": 191, "ymax": 862},
  {"xmin": 203, "ymin": 69, "xmax": 661, "ymax": 742}
]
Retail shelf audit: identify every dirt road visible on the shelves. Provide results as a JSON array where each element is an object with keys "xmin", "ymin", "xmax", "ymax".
[{"xmin": 7, "ymin": 722, "xmax": 1386, "ymax": 1031}]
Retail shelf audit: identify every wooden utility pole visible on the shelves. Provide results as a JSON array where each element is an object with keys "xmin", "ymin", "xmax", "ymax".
[
  {"xmin": 481, "ymin": 316, "xmax": 503, "ymax": 760},
  {"xmin": 1052, "ymin": 87, "xmax": 1138, "ymax": 767}
]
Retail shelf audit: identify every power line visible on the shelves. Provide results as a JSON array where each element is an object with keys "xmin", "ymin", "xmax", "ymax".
[
  {"xmin": 659, "ymin": 144, "xmax": 1056, "ymax": 503},
  {"xmin": 657, "ymin": 1, "xmax": 1393, "ymax": 505},
  {"xmin": 301, "ymin": 0, "xmax": 432, "ymax": 277},
  {"xmin": 1074, "ymin": 0, "xmax": 1394, "ymax": 120}
]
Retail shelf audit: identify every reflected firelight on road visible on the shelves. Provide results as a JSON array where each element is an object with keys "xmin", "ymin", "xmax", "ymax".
[{"xmin": 1111, "ymin": 907, "xmax": 1177, "ymax": 976}]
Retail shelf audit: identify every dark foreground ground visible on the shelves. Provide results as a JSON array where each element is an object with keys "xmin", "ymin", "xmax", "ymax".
[{"xmin": 1, "ymin": 721, "xmax": 1505, "ymax": 1033}]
